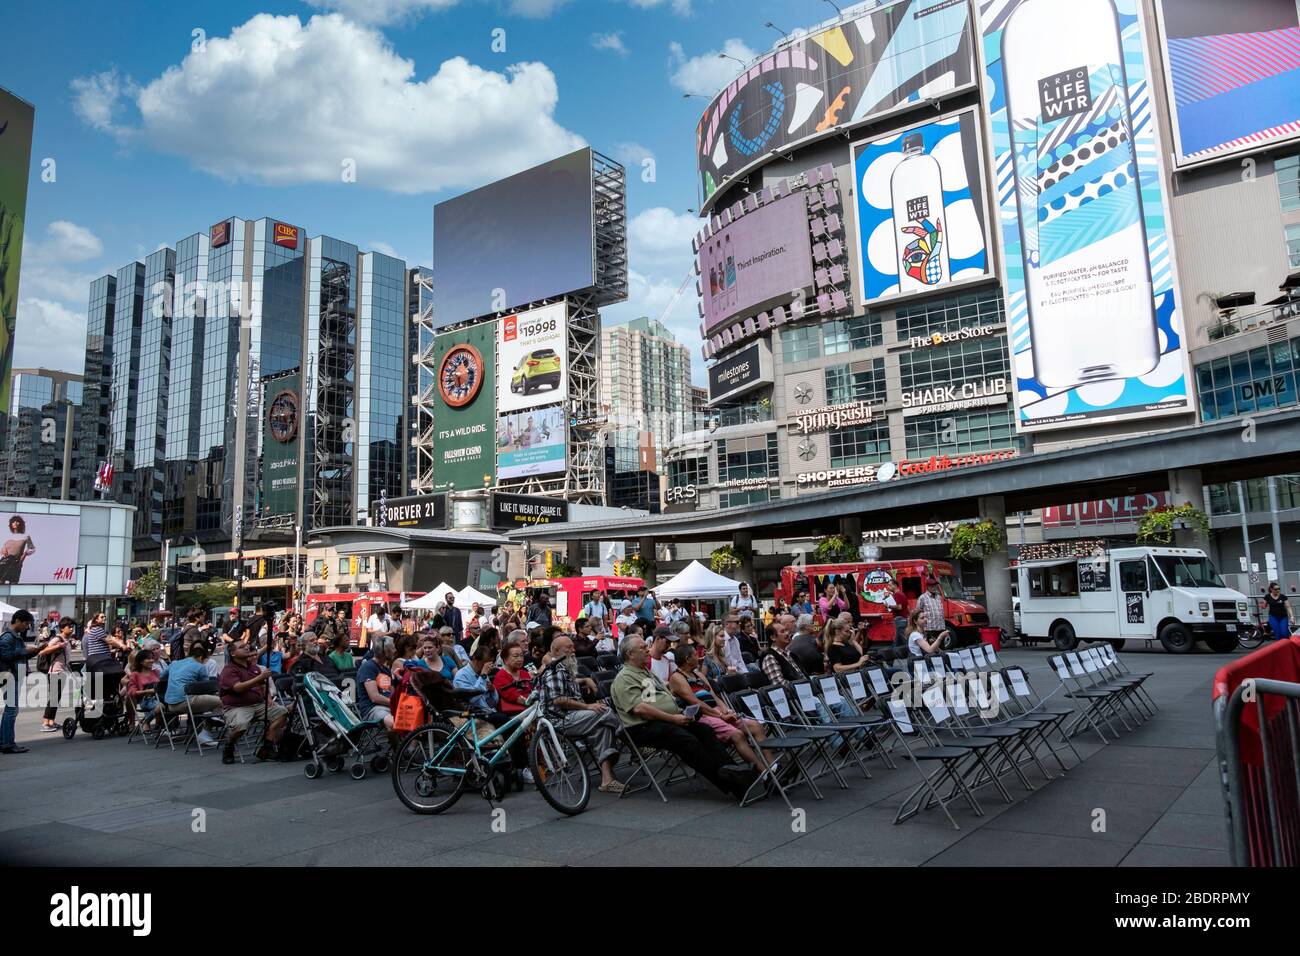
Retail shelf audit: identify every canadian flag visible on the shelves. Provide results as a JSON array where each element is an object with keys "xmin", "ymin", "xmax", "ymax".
[{"xmin": 94, "ymin": 461, "xmax": 114, "ymax": 491}]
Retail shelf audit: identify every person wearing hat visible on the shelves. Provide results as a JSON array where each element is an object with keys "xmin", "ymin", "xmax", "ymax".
[
  {"xmin": 916, "ymin": 577, "xmax": 947, "ymax": 643},
  {"xmin": 614, "ymin": 600, "xmax": 636, "ymax": 641},
  {"xmin": 646, "ymin": 626, "xmax": 678, "ymax": 684}
]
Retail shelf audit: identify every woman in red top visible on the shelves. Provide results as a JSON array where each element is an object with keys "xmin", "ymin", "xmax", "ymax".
[
  {"xmin": 125, "ymin": 648, "xmax": 160, "ymax": 728},
  {"xmin": 490, "ymin": 643, "xmax": 534, "ymax": 787}
]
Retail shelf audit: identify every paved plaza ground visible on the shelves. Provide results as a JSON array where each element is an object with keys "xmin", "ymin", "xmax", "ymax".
[{"xmin": 1, "ymin": 645, "xmax": 1235, "ymax": 867}]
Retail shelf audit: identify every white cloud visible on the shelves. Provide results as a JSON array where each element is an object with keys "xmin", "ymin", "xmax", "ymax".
[
  {"xmin": 591, "ymin": 32, "xmax": 629, "ymax": 56},
  {"xmin": 629, "ymin": 0, "xmax": 693, "ymax": 14},
  {"xmin": 628, "ymin": 206, "xmax": 698, "ymax": 266},
  {"xmin": 69, "ymin": 68, "xmax": 137, "ymax": 137},
  {"xmin": 509, "ymin": 0, "xmax": 572, "ymax": 16},
  {"xmin": 669, "ymin": 38, "xmax": 758, "ymax": 97},
  {"xmin": 45, "ymin": 221, "xmax": 103, "ymax": 263},
  {"xmin": 302, "ymin": 0, "xmax": 459, "ymax": 25},
  {"xmin": 613, "ymin": 141, "xmax": 655, "ymax": 169},
  {"xmin": 13, "ymin": 299, "xmax": 90, "ymax": 374},
  {"xmin": 72, "ymin": 14, "xmax": 585, "ymax": 195}
]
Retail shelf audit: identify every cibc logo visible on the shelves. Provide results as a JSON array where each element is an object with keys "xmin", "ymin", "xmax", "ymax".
[{"xmin": 50, "ymin": 886, "xmax": 151, "ymax": 936}]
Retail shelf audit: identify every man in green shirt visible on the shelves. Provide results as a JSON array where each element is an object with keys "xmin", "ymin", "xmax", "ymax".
[{"xmin": 611, "ymin": 636, "xmax": 756, "ymax": 799}]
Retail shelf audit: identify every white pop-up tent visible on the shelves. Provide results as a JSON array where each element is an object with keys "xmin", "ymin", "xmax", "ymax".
[
  {"xmin": 0, "ymin": 600, "xmax": 19, "ymax": 618},
  {"xmin": 402, "ymin": 583, "xmax": 458, "ymax": 611},
  {"xmin": 457, "ymin": 586, "xmax": 498, "ymax": 608},
  {"xmin": 652, "ymin": 560, "xmax": 745, "ymax": 600}
]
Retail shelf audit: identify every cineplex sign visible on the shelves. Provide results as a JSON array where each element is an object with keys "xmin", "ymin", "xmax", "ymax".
[{"xmin": 797, "ymin": 449, "xmax": 1017, "ymax": 489}]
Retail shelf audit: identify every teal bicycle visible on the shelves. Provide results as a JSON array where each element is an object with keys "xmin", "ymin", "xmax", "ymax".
[{"xmin": 390, "ymin": 682, "xmax": 591, "ymax": 816}]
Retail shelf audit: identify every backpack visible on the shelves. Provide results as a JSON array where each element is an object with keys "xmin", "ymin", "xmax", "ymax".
[{"xmin": 0, "ymin": 629, "xmax": 22, "ymax": 668}]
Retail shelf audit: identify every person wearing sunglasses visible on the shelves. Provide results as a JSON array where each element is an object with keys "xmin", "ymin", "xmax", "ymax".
[{"xmin": 1264, "ymin": 583, "xmax": 1295, "ymax": 641}]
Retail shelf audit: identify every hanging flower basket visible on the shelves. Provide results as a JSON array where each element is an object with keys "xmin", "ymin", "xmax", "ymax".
[
  {"xmin": 710, "ymin": 545, "xmax": 742, "ymax": 575},
  {"xmin": 617, "ymin": 553, "xmax": 648, "ymax": 579},
  {"xmin": 949, "ymin": 520, "xmax": 1006, "ymax": 562},
  {"xmin": 1136, "ymin": 503, "xmax": 1211, "ymax": 545},
  {"xmin": 812, "ymin": 533, "xmax": 861, "ymax": 564}
]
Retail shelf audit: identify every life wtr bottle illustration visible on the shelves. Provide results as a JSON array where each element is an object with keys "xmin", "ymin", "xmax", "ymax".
[
  {"xmin": 1003, "ymin": 0, "xmax": 1159, "ymax": 389},
  {"xmin": 891, "ymin": 132, "xmax": 950, "ymax": 293}
]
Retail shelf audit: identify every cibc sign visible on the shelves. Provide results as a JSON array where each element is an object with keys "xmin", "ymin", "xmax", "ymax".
[{"xmin": 707, "ymin": 339, "xmax": 772, "ymax": 404}]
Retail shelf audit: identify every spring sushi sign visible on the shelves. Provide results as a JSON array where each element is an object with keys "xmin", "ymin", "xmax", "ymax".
[{"xmin": 977, "ymin": 0, "xmax": 1193, "ymax": 433}]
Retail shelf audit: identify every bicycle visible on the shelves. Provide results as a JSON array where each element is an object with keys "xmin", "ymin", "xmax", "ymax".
[
  {"xmin": 390, "ymin": 682, "xmax": 591, "ymax": 816},
  {"xmin": 1237, "ymin": 617, "xmax": 1269, "ymax": 650}
]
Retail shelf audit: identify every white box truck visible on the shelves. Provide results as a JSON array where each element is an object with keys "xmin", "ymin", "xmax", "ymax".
[{"xmin": 1016, "ymin": 546, "xmax": 1249, "ymax": 654}]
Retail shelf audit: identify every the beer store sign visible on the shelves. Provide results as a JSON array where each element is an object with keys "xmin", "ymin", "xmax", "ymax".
[
  {"xmin": 908, "ymin": 324, "xmax": 999, "ymax": 350},
  {"xmin": 491, "ymin": 493, "xmax": 570, "ymax": 529},
  {"xmin": 901, "ymin": 377, "xmax": 1008, "ymax": 415},
  {"xmin": 790, "ymin": 400, "xmax": 874, "ymax": 435},
  {"xmin": 374, "ymin": 494, "xmax": 446, "ymax": 530}
]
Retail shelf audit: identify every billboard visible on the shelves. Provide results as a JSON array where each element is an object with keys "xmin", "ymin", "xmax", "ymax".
[
  {"xmin": 497, "ymin": 405, "xmax": 566, "ymax": 480},
  {"xmin": 852, "ymin": 108, "xmax": 991, "ymax": 303},
  {"xmin": 1155, "ymin": 0, "xmax": 1300, "ymax": 167},
  {"xmin": 0, "ymin": 87, "xmax": 35, "ymax": 420},
  {"xmin": 707, "ymin": 339, "xmax": 773, "ymax": 403},
  {"xmin": 433, "ymin": 147, "xmax": 595, "ymax": 328},
  {"xmin": 260, "ymin": 371, "xmax": 301, "ymax": 516},
  {"xmin": 432, "ymin": 320, "xmax": 497, "ymax": 493},
  {"xmin": 491, "ymin": 492, "xmax": 570, "ymax": 530},
  {"xmin": 373, "ymin": 493, "xmax": 446, "ymax": 530},
  {"xmin": 695, "ymin": 0, "xmax": 976, "ymax": 205},
  {"xmin": 0, "ymin": 512, "xmax": 80, "ymax": 585},
  {"xmin": 497, "ymin": 302, "xmax": 568, "ymax": 414},
  {"xmin": 699, "ymin": 191, "xmax": 814, "ymax": 333},
  {"xmin": 1041, "ymin": 491, "xmax": 1168, "ymax": 527},
  {"xmin": 978, "ymin": 0, "xmax": 1192, "ymax": 432}
]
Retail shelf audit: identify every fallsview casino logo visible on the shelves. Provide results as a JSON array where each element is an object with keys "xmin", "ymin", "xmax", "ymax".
[{"xmin": 1039, "ymin": 66, "xmax": 1092, "ymax": 120}]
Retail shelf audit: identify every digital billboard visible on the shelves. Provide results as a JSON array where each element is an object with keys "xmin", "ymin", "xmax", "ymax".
[
  {"xmin": 491, "ymin": 492, "xmax": 570, "ymax": 530},
  {"xmin": 433, "ymin": 147, "xmax": 594, "ymax": 329},
  {"xmin": 707, "ymin": 339, "xmax": 773, "ymax": 404},
  {"xmin": 497, "ymin": 302, "xmax": 568, "ymax": 414},
  {"xmin": 852, "ymin": 108, "xmax": 991, "ymax": 303},
  {"xmin": 699, "ymin": 191, "xmax": 814, "ymax": 334},
  {"xmin": 432, "ymin": 320, "xmax": 497, "ymax": 493},
  {"xmin": 260, "ymin": 371, "xmax": 301, "ymax": 516},
  {"xmin": 0, "ymin": 87, "xmax": 35, "ymax": 420},
  {"xmin": 695, "ymin": 0, "xmax": 976, "ymax": 206},
  {"xmin": 0, "ymin": 512, "xmax": 80, "ymax": 585},
  {"xmin": 1155, "ymin": 0, "xmax": 1300, "ymax": 167},
  {"xmin": 373, "ymin": 493, "xmax": 446, "ymax": 530},
  {"xmin": 978, "ymin": 0, "xmax": 1192, "ymax": 432},
  {"xmin": 497, "ymin": 405, "xmax": 566, "ymax": 480}
]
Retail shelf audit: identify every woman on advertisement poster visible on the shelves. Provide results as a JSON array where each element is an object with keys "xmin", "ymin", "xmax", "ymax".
[
  {"xmin": 0, "ymin": 514, "xmax": 35, "ymax": 583},
  {"xmin": 1003, "ymin": 0, "xmax": 1160, "ymax": 390}
]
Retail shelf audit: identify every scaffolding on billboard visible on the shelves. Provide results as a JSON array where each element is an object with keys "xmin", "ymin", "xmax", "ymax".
[
  {"xmin": 591, "ymin": 150, "xmax": 629, "ymax": 308},
  {"xmin": 411, "ymin": 269, "xmax": 437, "ymax": 495}
]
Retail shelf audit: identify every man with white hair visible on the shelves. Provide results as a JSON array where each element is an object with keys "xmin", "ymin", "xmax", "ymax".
[{"xmin": 538, "ymin": 635, "xmax": 625, "ymax": 793}]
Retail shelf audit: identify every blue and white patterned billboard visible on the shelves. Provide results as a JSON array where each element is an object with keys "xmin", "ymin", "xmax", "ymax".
[{"xmin": 978, "ymin": 0, "xmax": 1192, "ymax": 432}]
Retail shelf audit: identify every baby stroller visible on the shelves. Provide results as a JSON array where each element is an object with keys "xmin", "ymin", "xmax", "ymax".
[
  {"xmin": 297, "ymin": 671, "xmax": 391, "ymax": 780},
  {"xmin": 62, "ymin": 661, "xmax": 131, "ymax": 740}
]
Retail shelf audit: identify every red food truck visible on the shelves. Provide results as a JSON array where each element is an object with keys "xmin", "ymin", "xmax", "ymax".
[
  {"xmin": 303, "ymin": 591, "xmax": 424, "ymax": 648},
  {"xmin": 774, "ymin": 559, "xmax": 991, "ymax": 647},
  {"xmin": 497, "ymin": 575, "xmax": 644, "ymax": 633}
]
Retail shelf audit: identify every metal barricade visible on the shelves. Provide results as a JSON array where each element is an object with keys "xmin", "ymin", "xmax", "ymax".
[{"xmin": 1214, "ymin": 637, "xmax": 1300, "ymax": 867}]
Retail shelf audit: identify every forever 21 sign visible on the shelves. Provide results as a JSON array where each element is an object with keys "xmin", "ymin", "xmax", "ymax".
[{"xmin": 373, "ymin": 494, "xmax": 446, "ymax": 530}]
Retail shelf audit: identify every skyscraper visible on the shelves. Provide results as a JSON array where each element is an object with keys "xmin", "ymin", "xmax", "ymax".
[
  {"xmin": 600, "ymin": 316, "xmax": 694, "ymax": 465},
  {"xmin": 3, "ymin": 368, "xmax": 81, "ymax": 499}
]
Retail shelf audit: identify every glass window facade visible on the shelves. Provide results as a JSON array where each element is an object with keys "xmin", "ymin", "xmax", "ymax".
[
  {"xmin": 1196, "ymin": 337, "xmax": 1300, "ymax": 420},
  {"xmin": 904, "ymin": 407, "xmax": 1015, "ymax": 458},
  {"xmin": 666, "ymin": 455, "xmax": 706, "ymax": 490},
  {"xmin": 895, "ymin": 286, "xmax": 1004, "ymax": 344},
  {"xmin": 1287, "ymin": 223, "xmax": 1300, "ymax": 270},
  {"xmin": 76, "ymin": 274, "xmax": 116, "ymax": 500},
  {"xmin": 109, "ymin": 262, "xmax": 145, "ymax": 488},
  {"xmin": 1278, "ymin": 153, "xmax": 1300, "ymax": 213},
  {"xmin": 1207, "ymin": 475, "xmax": 1300, "ymax": 515},
  {"xmin": 780, "ymin": 324, "xmax": 821, "ymax": 363},
  {"xmin": 825, "ymin": 358, "xmax": 886, "ymax": 406},
  {"xmin": 829, "ymin": 419, "xmax": 891, "ymax": 467},
  {"xmin": 356, "ymin": 252, "xmax": 408, "ymax": 516},
  {"xmin": 899, "ymin": 334, "xmax": 1010, "ymax": 392},
  {"xmin": 133, "ymin": 248, "xmax": 175, "ymax": 542},
  {"xmin": 823, "ymin": 314, "xmax": 882, "ymax": 354},
  {"xmin": 716, "ymin": 433, "xmax": 779, "ymax": 507}
]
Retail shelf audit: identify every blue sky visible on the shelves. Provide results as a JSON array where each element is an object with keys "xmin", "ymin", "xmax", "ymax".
[{"xmin": 1, "ymin": 0, "xmax": 831, "ymax": 381}]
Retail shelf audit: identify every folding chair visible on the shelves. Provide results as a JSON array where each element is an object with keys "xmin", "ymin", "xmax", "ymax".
[
  {"xmin": 182, "ymin": 679, "xmax": 226, "ymax": 756},
  {"xmin": 1084, "ymin": 645, "xmax": 1156, "ymax": 718},
  {"xmin": 1067, "ymin": 648, "xmax": 1148, "ymax": 726},
  {"xmin": 958, "ymin": 672, "xmax": 1055, "ymax": 786},
  {"xmin": 725, "ymin": 688, "xmax": 824, "ymax": 808},
  {"xmin": 1000, "ymin": 665, "xmax": 1084, "ymax": 765},
  {"xmin": 913, "ymin": 678, "xmax": 1022, "ymax": 802},
  {"xmin": 819, "ymin": 673, "xmax": 896, "ymax": 770},
  {"xmin": 1047, "ymin": 654, "xmax": 1128, "ymax": 741},
  {"xmin": 594, "ymin": 678, "xmax": 691, "ymax": 803},
  {"xmin": 838, "ymin": 670, "xmax": 899, "ymax": 770},
  {"xmin": 762, "ymin": 684, "xmax": 850, "ymax": 791},
  {"xmin": 1097, "ymin": 643, "xmax": 1157, "ymax": 712},
  {"xmin": 887, "ymin": 696, "xmax": 987, "ymax": 830},
  {"xmin": 153, "ymin": 686, "xmax": 193, "ymax": 752},
  {"xmin": 790, "ymin": 679, "xmax": 875, "ymax": 781}
]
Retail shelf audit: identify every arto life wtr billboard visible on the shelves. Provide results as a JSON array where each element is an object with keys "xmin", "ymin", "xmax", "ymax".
[
  {"xmin": 0, "ymin": 87, "xmax": 35, "ymax": 420},
  {"xmin": 432, "ymin": 321, "xmax": 497, "ymax": 493},
  {"xmin": 978, "ymin": 0, "xmax": 1192, "ymax": 433},
  {"xmin": 694, "ymin": 0, "xmax": 977, "ymax": 206},
  {"xmin": 432, "ymin": 147, "xmax": 595, "ymax": 329}
]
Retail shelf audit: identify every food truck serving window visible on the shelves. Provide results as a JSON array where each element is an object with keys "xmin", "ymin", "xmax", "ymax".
[{"xmin": 1028, "ymin": 561, "xmax": 1079, "ymax": 598}]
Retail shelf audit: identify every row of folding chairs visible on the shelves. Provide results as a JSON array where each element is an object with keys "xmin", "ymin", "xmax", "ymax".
[
  {"xmin": 1047, "ymin": 643, "xmax": 1156, "ymax": 742},
  {"xmin": 125, "ymin": 675, "xmax": 280, "ymax": 763}
]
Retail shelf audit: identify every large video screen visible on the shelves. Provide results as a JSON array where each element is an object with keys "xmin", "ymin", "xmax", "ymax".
[
  {"xmin": 1156, "ymin": 0, "xmax": 1300, "ymax": 167},
  {"xmin": 0, "ymin": 512, "xmax": 80, "ymax": 585},
  {"xmin": 852, "ymin": 108, "xmax": 991, "ymax": 304},
  {"xmin": 433, "ymin": 148, "xmax": 594, "ymax": 329},
  {"xmin": 0, "ymin": 87, "xmax": 35, "ymax": 419},
  {"xmin": 699, "ymin": 191, "xmax": 814, "ymax": 334},
  {"xmin": 695, "ymin": 0, "xmax": 975, "ymax": 206},
  {"xmin": 978, "ymin": 0, "xmax": 1192, "ymax": 433}
]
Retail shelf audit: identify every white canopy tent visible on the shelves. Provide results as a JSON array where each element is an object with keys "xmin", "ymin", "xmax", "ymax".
[
  {"xmin": 0, "ymin": 600, "xmax": 20, "ymax": 619},
  {"xmin": 652, "ymin": 560, "xmax": 745, "ymax": 600},
  {"xmin": 401, "ymin": 582, "xmax": 458, "ymax": 611},
  {"xmin": 456, "ymin": 586, "xmax": 498, "ymax": 608}
]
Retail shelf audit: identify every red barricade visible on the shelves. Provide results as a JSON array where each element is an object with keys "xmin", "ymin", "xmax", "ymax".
[{"xmin": 1212, "ymin": 636, "xmax": 1300, "ymax": 866}]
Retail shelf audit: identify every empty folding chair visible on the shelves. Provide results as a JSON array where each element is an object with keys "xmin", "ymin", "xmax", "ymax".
[
  {"xmin": 1047, "ymin": 654, "xmax": 1126, "ymax": 741},
  {"xmin": 1000, "ymin": 665, "xmax": 1083, "ymax": 764},
  {"xmin": 920, "ymin": 677, "xmax": 1026, "ymax": 800},
  {"xmin": 1068, "ymin": 648, "xmax": 1146, "ymax": 727},
  {"xmin": 728, "ymin": 688, "xmax": 825, "ymax": 806},
  {"xmin": 762, "ymin": 684, "xmax": 850, "ymax": 791},
  {"xmin": 886, "ymin": 696, "xmax": 986, "ymax": 830},
  {"xmin": 792, "ymin": 679, "xmax": 874, "ymax": 781},
  {"xmin": 818, "ymin": 673, "xmax": 896, "ymax": 770}
]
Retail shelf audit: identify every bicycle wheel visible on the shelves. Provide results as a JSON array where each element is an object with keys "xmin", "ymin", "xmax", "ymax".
[
  {"xmin": 391, "ymin": 722, "xmax": 469, "ymax": 815},
  {"xmin": 528, "ymin": 726, "xmax": 590, "ymax": 816},
  {"xmin": 1238, "ymin": 625, "xmax": 1265, "ymax": 650}
]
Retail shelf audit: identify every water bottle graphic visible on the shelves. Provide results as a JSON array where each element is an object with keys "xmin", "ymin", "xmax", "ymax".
[
  {"xmin": 890, "ymin": 132, "xmax": 949, "ymax": 293},
  {"xmin": 1002, "ymin": 0, "xmax": 1159, "ymax": 389},
  {"xmin": 724, "ymin": 235, "xmax": 738, "ymax": 310}
]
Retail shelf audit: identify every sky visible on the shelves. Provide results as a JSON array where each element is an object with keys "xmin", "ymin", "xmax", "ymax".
[{"xmin": 0, "ymin": 0, "xmax": 836, "ymax": 384}]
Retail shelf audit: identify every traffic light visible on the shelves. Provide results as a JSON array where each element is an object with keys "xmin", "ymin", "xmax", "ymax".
[{"xmin": 258, "ymin": 558, "xmax": 266, "ymax": 579}]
